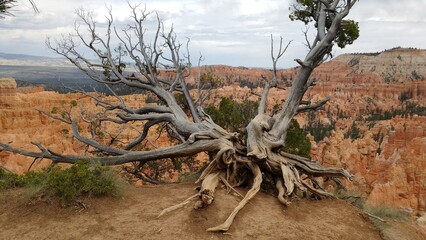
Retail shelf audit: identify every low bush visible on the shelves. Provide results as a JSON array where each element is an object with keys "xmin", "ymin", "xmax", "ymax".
[
  {"xmin": 0, "ymin": 160, "xmax": 124, "ymax": 206},
  {"xmin": 0, "ymin": 168, "xmax": 26, "ymax": 190},
  {"xmin": 44, "ymin": 160, "xmax": 122, "ymax": 205}
]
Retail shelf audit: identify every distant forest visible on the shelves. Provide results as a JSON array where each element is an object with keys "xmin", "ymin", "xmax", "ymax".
[{"xmin": 2, "ymin": 65, "xmax": 147, "ymax": 95}]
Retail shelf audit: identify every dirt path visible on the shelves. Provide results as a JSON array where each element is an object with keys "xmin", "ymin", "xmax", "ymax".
[{"xmin": 0, "ymin": 184, "xmax": 384, "ymax": 239}]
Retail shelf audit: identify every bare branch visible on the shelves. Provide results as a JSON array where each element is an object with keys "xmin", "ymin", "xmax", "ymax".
[
  {"xmin": 69, "ymin": 121, "xmax": 128, "ymax": 155},
  {"xmin": 297, "ymin": 97, "xmax": 331, "ymax": 113},
  {"xmin": 270, "ymin": 35, "xmax": 292, "ymax": 81},
  {"xmin": 1, "ymin": 139, "xmax": 226, "ymax": 166},
  {"xmin": 258, "ymin": 35, "xmax": 291, "ymax": 115},
  {"xmin": 37, "ymin": 109, "xmax": 71, "ymax": 124},
  {"xmin": 125, "ymin": 119, "xmax": 163, "ymax": 150}
]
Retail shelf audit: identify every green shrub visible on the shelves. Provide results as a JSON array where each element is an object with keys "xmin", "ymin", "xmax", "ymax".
[
  {"xmin": 205, "ymin": 97, "xmax": 311, "ymax": 157},
  {"xmin": 0, "ymin": 161, "xmax": 123, "ymax": 206},
  {"xmin": 70, "ymin": 100, "xmax": 78, "ymax": 107},
  {"xmin": 344, "ymin": 121, "xmax": 361, "ymax": 140},
  {"xmin": 205, "ymin": 97, "xmax": 258, "ymax": 136},
  {"xmin": 304, "ymin": 111, "xmax": 335, "ymax": 142},
  {"xmin": 283, "ymin": 120, "xmax": 311, "ymax": 158},
  {"xmin": 22, "ymin": 170, "xmax": 49, "ymax": 186},
  {"xmin": 51, "ymin": 106, "xmax": 58, "ymax": 114},
  {"xmin": 0, "ymin": 168, "xmax": 26, "ymax": 190},
  {"xmin": 43, "ymin": 160, "xmax": 121, "ymax": 205},
  {"xmin": 0, "ymin": 168, "xmax": 50, "ymax": 190}
]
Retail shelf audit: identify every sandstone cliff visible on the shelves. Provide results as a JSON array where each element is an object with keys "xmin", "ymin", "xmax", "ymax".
[
  {"xmin": 0, "ymin": 78, "xmax": 169, "ymax": 174},
  {"xmin": 1, "ymin": 48, "xmax": 425, "ymax": 214},
  {"xmin": 204, "ymin": 81, "xmax": 425, "ymax": 215}
]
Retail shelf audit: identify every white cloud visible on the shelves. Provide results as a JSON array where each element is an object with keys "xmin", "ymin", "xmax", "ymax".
[{"xmin": 1, "ymin": 0, "xmax": 426, "ymax": 67}]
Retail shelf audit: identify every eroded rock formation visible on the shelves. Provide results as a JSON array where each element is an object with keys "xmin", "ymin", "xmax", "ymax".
[{"xmin": 1, "ymin": 48, "xmax": 425, "ymax": 214}]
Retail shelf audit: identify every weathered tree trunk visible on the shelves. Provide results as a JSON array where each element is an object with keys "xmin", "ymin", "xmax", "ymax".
[{"xmin": 0, "ymin": 0, "xmax": 358, "ymax": 232}]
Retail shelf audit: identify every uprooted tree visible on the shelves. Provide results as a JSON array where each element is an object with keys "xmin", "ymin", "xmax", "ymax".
[{"xmin": 0, "ymin": 0, "xmax": 359, "ymax": 232}]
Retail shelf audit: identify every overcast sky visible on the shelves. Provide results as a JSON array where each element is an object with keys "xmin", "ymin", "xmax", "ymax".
[{"xmin": 1, "ymin": 0, "xmax": 426, "ymax": 68}]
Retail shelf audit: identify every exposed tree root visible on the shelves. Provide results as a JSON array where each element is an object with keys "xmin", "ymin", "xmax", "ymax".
[
  {"xmin": 157, "ymin": 193, "xmax": 200, "ymax": 218},
  {"xmin": 206, "ymin": 162, "xmax": 262, "ymax": 232},
  {"xmin": 275, "ymin": 178, "xmax": 291, "ymax": 206},
  {"xmin": 158, "ymin": 170, "xmax": 223, "ymax": 216},
  {"xmin": 196, "ymin": 171, "xmax": 223, "ymax": 209},
  {"xmin": 280, "ymin": 163, "xmax": 295, "ymax": 195},
  {"xmin": 219, "ymin": 176, "xmax": 244, "ymax": 199},
  {"xmin": 301, "ymin": 179, "xmax": 335, "ymax": 198},
  {"xmin": 158, "ymin": 148, "xmax": 351, "ymax": 232},
  {"xmin": 364, "ymin": 212, "xmax": 387, "ymax": 223},
  {"xmin": 196, "ymin": 159, "xmax": 217, "ymax": 184},
  {"xmin": 280, "ymin": 152, "xmax": 353, "ymax": 180}
]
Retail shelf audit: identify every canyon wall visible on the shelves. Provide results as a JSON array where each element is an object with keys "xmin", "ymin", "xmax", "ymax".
[
  {"xmin": 193, "ymin": 47, "xmax": 426, "ymax": 215},
  {"xmin": 0, "ymin": 78, "xmax": 89, "ymax": 172},
  {"xmin": 1, "ymin": 48, "xmax": 425, "ymax": 215},
  {"xmin": 0, "ymin": 78, "xmax": 166, "ymax": 173},
  {"xmin": 206, "ymin": 83, "xmax": 425, "ymax": 215}
]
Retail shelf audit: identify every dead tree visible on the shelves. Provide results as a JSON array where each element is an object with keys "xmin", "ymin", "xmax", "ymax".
[{"xmin": 0, "ymin": 1, "xmax": 358, "ymax": 232}]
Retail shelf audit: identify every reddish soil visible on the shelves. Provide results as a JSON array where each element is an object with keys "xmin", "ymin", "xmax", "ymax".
[{"xmin": 0, "ymin": 183, "xmax": 423, "ymax": 240}]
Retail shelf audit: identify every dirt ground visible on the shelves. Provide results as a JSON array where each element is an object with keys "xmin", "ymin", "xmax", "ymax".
[{"xmin": 0, "ymin": 183, "xmax": 423, "ymax": 240}]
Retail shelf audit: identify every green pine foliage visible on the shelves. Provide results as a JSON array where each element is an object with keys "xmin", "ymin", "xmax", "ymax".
[
  {"xmin": 283, "ymin": 120, "xmax": 312, "ymax": 158},
  {"xmin": 336, "ymin": 20, "xmax": 359, "ymax": 48},
  {"xmin": 0, "ymin": 0, "xmax": 16, "ymax": 17},
  {"xmin": 304, "ymin": 111, "xmax": 335, "ymax": 142},
  {"xmin": 0, "ymin": 0, "xmax": 38, "ymax": 18},
  {"xmin": 205, "ymin": 97, "xmax": 311, "ymax": 158},
  {"xmin": 0, "ymin": 168, "xmax": 26, "ymax": 190},
  {"xmin": 344, "ymin": 121, "xmax": 361, "ymax": 140},
  {"xmin": 289, "ymin": 0, "xmax": 360, "ymax": 48},
  {"xmin": 366, "ymin": 102, "xmax": 426, "ymax": 121},
  {"xmin": 205, "ymin": 97, "xmax": 258, "ymax": 135}
]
